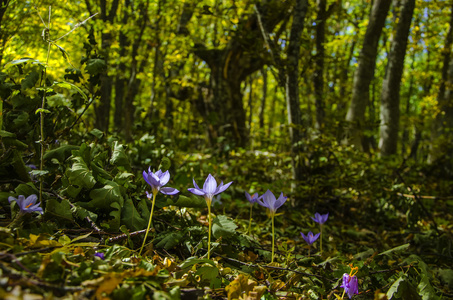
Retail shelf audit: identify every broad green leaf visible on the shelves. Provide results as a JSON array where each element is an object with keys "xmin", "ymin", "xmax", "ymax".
[
  {"xmin": 155, "ymin": 231, "xmax": 184, "ymax": 249},
  {"xmin": 110, "ymin": 141, "xmax": 131, "ymax": 170},
  {"xmin": 212, "ymin": 215, "xmax": 238, "ymax": 239},
  {"xmin": 66, "ymin": 156, "xmax": 96, "ymax": 189},
  {"xmin": 418, "ymin": 274, "xmax": 439, "ymax": 300},
  {"xmin": 121, "ymin": 197, "xmax": 146, "ymax": 231},
  {"xmin": 44, "ymin": 145, "xmax": 79, "ymax": 163},
  {"xmin": 21, "ymin": 70, "xmax": 39, "ymax": 90},
  {"xmin": 85, "ymin": 58, "xmax": 106, "ymax": 75},
  {"xmin": 387, "ymin": 275, "xmax": 421, "ymax": 299},
  {"xmin": 158, "ymin": 157, "xmax": 171, "ymax": 171},
  {"xmin": 45, "ymin": 198, "xmax": 74, "ymax": 222},
  {"xmin": 53, "ymin": 81, "xmax": 88, "ymax": 101},
  {"xmin": 437, "ymin": 269, "xmax": 453, "ymax": 288},
  {"xmin": 5, "ymin": 58, "xmax": 42, "ymax": 67},
  {"xmin": 14, "ymin": 183, "xmax": 39, "ymax": 197},
  {"xmin": 86, "ymin": 181, "xmax": 124, "ymax": 210},
  {"xmin": 378, "ymin": 243, "xmax": 410, "ymax": 257},
  {"xmin": 179, "ymin": 257, "xmax": 216, "ymax": 269},
  {"xmin": 167, "ymin": 195, "xmax": 206, "ymax": 208},
  {"xmin": 105, "ymin": 201, "xmax": 122, "ymax": 231},
  {"xmin": 195, "ymin": 266, "xmax": 220, "ymax": 288}
]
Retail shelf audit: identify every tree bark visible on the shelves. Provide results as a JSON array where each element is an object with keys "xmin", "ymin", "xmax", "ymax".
[
  {"xmin": 193, "ymin": 0, "xmax": 290, "ymax": 147},
  {"xmin": 286, "ymin": 0, "xmax": 308, "ymax": 185},
  {"xmin": 345, "ymin": 0, "xmax": 391, "ymax": 150},
  {"xmin": 92, "ymin": 0, "xmax": 120, "ymax": 132},
  {"xmin": 379, "ymin": 0, "xmax": 415, "ymax": 156},
  {"xmin": 429, "ymin": 3, "xmax": 453, "ymax": 163},
  {"xmin": 314, "ymin": 0, "xmax": 326, "ymax": 130}
]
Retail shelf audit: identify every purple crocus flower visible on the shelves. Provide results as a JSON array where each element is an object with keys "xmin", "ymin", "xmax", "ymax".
[
  {"xmin": 311, "ymin": 212, "xmax": 329, "ymax": 224},
  {"xmin": 245, "ymin": 192, "xmax": 259, "ymax": 204},
  {"xmin": 8, "ymin": 195, "xmax": 43, "ymax": 214},
  {"xmin": 256, "ymin": 190, "xmax": 287, "ymax": 216},
  {"xmin": 94, "ymin": 252, "xmax": 105, "ymax": 260},
  {"xmin": 300, "ymin": 231, "xmax": 320, "ymax": 245},
  {"xmin": 341, "ymin": 273, "xmax": 359, "ymax": 299},
  {"xmin": 188, "ymin": 174, "xmax": 233, "ymax": 206},
  {"xmin": 143, "ymin": 168, "xmax": 179, "ymax": 195}
]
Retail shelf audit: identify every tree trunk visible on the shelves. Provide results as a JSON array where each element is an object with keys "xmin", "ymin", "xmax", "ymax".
[
  {"xmin": 379, "ymin": 0, "xmax": 415, "ymax": 156},
  {"xmin": 286, "ymin": 0, "xmax": 308, "ymax": 185},
  {"xmin": 429, "ymin": 3, "xmax": 453, "ymax": 163},
  {"xmin": 314, "ymin": 0, "xmax": 326, "ymax": 130},
  {"xmin": 259, "ymin": 67, "xmax": 267, "ymax": 131},
  {"xmin": 345, "ymin": 0, "xmax": 391, "ymax": 150},
  {"xmin": 93, "ymin": 0, "xmax": 120, "ymax": 132},
  {"xmin": 193, "ymin": 1, "xmax": 290, "ymax": 148}
]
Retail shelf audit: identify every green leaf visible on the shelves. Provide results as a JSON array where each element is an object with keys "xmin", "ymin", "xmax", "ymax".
[
  {"xmin": 90, "ymin": 128, "xmax": 104, "ymax": 139},
  {"xmin": 35, "ymin": 108, "xmax": 51, "ymax": 114},
  {"xmin": 167, "ymin": 195, "xmax": 207, "ymax": 208},
  {"xmin": 66, "ymin": 156, "xmax": 96, "ymax": 189},
  {"xmin": 45, "ymin": 198, "xmax": 74, "ymax": 222},
  {"xmin": 44, "ymin": 145, "xmax": 79, "ymax": 163},
  {"xmin": 387, "ymin": 275, "xmax": 421, "ymax": 300},
  {"xmin": 5, "ymin": 58, "xmax": 43, "ymax": 67},
  {"xmin": 195, "ymin": 266, "xmax": 220, "ymax": 288},
  {"xmin": 21, "ymin": 70, "xmax": 39, "ymax": 90},
  {"xmin": 53, "ymin": 81, "xmax": 88, "ymax": 101},
  {"xmin": 155, "ymin": 231, "xmax": 184, "ymax": 249},
  {"xmin": 418, "ymin": 274, "xmax": 439, "ymax": 300},
  {"xmin": 14, "ymin": 183, "xmax": 39, "ymax": 197},
  {"xmin": 85, "ymin": 58, "xmax": 106, "ymax": 75},
  {"xmin": 29, "ymin": 170, "xmax": 49, "ymax": 177},
  {"xmin": 378, "ymin": 243, "xmax": 410, "ymax": 257},
  {"xmin": 158, "ymin": 157, "xmax": 171, "ymax": 172},
  {"xmin": 86, "ymin": 180, "xmax": 124, "ymax": 210},
  {"xmin": 437, "ymin": 269, "xmax": 453, "ymax": 288},
  {"xmin": 121, "ymin": 197, "xmax": 146, "ymax": 231},
  {"xmin": 179, "ymin": 257, "xmax": 216, "ymax": 269},
  {"xmin": 212, "ymin": 215, "xmax": 238, "ymax": 239},
  {"xmin": 110, "ymin": 141, "xmax": 131, "ymax": 170}
]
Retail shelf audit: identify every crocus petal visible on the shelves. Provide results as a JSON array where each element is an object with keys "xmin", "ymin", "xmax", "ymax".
[
  {"xmin": 214, "ymin": 181, "xmax": 233, "ymax": 195},
  {"xmin": 8, "ymin": 196, "xmax": 17, "ymax": 204},
  {"xmin": 148, "ymin": 172, "xmax": 161, "ymax": 188},
  {"xmin": 203, "ymin": 174, "xmax": 217, "ymax": 195},
  {"xmin": 192, "ymin": 178, "xmax": 201, "ymax": 190},
  {"xmin": 274, "ymin": 192, "xmax": 287, "ymax": 210},
  {"xmin": 159, "ymin": 170, "xmax": 170, "ymax": 186},
  {"xmin": 154, "ymin": 169, "xmax": 163, "ymax": 178},
  {"xmin": 260, "ymin": 190, "xmax": 276, "ymax": 211},
  {"xmin": 188, "ymin": 188, "xmax": 206, "ymax": 196},
  {"xmin": 160, "ymin": 187, "xmax": 179, "ymax": 195},
  {"xmin": 143, "ymin": 170, "xmax": 151, "ymax": 185}
]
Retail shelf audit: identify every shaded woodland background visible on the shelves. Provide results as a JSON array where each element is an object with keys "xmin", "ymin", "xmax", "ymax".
[
  {"xmin": 2, "ymin": 0, "xmax": 453, "ymax": 165},
  {"xmin": 1, "ymin": 1, "xmax": 453, "ymax": 299}
]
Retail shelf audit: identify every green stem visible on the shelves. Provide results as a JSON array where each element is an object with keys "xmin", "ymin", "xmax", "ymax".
[
  {"xmin": 247, "ymin": 205, "xmax": 253, "ymax": 234},
  {"xmin": 320, "ymin": 224, "xmax": 323, "ymax": 256},
  {"xmin": 271, "ymin": 214, "xmax": 275, "ymax": 263},
  {"xmin": 207, "ymin": 201, "xmax": 212, "ymax": 259},
  {"xmin": 139, "ymin": 191, "xmax": 157, "ymax": 256}
]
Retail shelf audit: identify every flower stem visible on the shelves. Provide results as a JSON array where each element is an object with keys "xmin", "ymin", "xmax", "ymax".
[
  {"xmin": 207, "ymin": 202, "xmax": 212, "ymax": 259},
  {"xmin": 320, "ymin": 224, "xmax": 323, "ymax": 256},
  {"xmin": 271, "ymin": 214, "xmax": 275, "ymax": 263},
  {"xmin": 139, "ymin": 191, "xmax": 157, "ymax": 256},
  {"xmin": 247, "ymin": 205, "xmax": 253, "ymax": 234}
]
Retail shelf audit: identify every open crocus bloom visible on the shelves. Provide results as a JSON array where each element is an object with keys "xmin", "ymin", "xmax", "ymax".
[
  {"xmin": 256, "ymin": 189, "xmax": 287, "ymax": 216},
  {"xmin": 301, "ymin": 231, "xmax": 320, "ymax": 245},
  {"xmin": 8, "ymin": 194, "xmax": 43, "ymax": 214},
  {"xmin": 245, "ymin": 191, "xmax": 259, "ymax": 204},
  {"xmin": 143, "ymin": 168, "xmax": 179, "ymax": 195},
  {"xmin": 311, "ymin": 212, "xmax": 329, "ymax": 224},
  {"xmin": 341, "ymin": 273, "xmax": 359, "ymax": 299},
  {"xmin": 188, "ymin": 174, "xmax": 233, "ymax": 205}
]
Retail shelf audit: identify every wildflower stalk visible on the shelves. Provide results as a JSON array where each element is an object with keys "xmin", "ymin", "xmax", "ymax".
[
  {"xmin": 320, "ymin": 224, "xmax": 323, "ymax": 255},
  {"xmin": 247, "ymin": 204, "xmax": 253, "ymax": 234},
  {"xmin": 207, "ymin": 200, "xmax": 212, "ymax": 259},
  {"xmin": 271, "ymin": 214, "xmax": 275, "ymax": 263},
  {"xmin": 139, "ymin": 191, "xmax": 157, "ymax": 256}
]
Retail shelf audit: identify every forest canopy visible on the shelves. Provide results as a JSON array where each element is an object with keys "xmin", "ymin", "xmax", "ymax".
[{"xmin": 0, "ymin": 0, "xmax": 452, "ymax": 299}]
